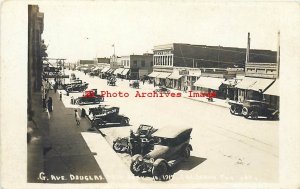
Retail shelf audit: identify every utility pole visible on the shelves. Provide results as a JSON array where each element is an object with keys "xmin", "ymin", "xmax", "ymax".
[{"xmin": 276, "ymin": 31, "xmax": 280, "ymax": 78}]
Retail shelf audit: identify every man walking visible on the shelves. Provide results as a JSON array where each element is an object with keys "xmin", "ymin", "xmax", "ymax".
[
  {"xmin": 59, "ymin": 92, "xmax": 62, "ymax": 101},
  {"xmin": 74, "ymin": 109, "xmax": 81, "ymax": 126}
]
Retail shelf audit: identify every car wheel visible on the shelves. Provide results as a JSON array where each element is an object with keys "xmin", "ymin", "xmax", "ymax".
[
  {"xmin": 251, "ymin": 111, "xmax": 258, "ymax": 120},
  {"xmin": 130, "ymin": 161, "xmax": 142, "ymax": 175},
  {"xmin": 121, "ymin": 117, "xmax": 130, "ymax": 126},
  {"xmin": 182, "ymin": 146, "xmax": 191, "ymax": 159},
  {"xmin": 113, "ymin": 142, "xmax": 124, "ymax": 153},
  {"xmin": 152, "ymin": 161, "xmax": 168, "ymax": 177},
  {"xmin": 230, "ymin": 106, "xmax": 236, "ymax": 115}
]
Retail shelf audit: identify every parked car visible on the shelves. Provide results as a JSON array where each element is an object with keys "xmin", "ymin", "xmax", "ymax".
[
  {"xmin": 154, "ymin": 86, "xmax": 170, "ymax": 93},
  {"xmin": 129, "ymin": 80, "xmax": 140, "ymax": 89},
  {"xmin": 241, "ymin": 100, "xmax": 279, "ymax": 120},
  {"xmin": 113, "ymin": 125, "xmax": 158, "ymax": 155},
  {"xmin": 91, "ymin": 106, "xmax": 130, "ymax": 128},
  {"xmin": 130, "ymin": 127, "xmax": 193, "ymax": 178},
  {"xmin": 75, "ymin": 89, "xmax": 104, "ymax": 105},
  {"xmin": 107, "ymin": 77, "xmax": 116, "ymax": 86}
]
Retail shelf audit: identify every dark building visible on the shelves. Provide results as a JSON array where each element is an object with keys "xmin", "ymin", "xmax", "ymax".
[
  {"xmin": 153, "ymin": 43, "xmax": 276, "ymax": 69},
  {"xmin": 28, "ymin": 5, "xmax": 44, "ymax": 120}
]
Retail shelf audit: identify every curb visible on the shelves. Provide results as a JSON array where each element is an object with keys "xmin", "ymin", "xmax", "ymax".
[{"xmin": 183, "ymin": 96, "xmax": 230, "ymax": 109}]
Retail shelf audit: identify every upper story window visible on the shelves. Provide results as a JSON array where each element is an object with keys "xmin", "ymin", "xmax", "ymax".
[
  {"xmin": 141, "ymin": 60, "xmax": 145, "ymax": 67},
  {"xmin": 133, "ymin": 60, "xmax": 137, "ymax": 67}
]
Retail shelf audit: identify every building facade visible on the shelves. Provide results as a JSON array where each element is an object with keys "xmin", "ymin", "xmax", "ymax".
[{"xmin": 118, "ymin": 54, "xmax": 153, "ymax": 79}]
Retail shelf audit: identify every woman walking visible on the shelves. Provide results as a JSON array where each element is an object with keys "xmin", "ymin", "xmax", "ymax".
[{"xmin": 74, "ymin": 109, "xmax": 81, "ymax": 126}]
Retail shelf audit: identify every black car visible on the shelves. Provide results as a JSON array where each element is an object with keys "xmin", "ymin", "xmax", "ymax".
[
  {"xmin": 229, "ymin": 101, "xmax": 244, "ymax": 115},
  {"xmin": 241, "ymin": 100, "xmax": 279, "ymax": 120},
  {"xmin": 130, "ymin": 127, "xmax": 193, "ymax": 178},
  {"xmin": 91, "ymin": 107, "xmax": 130, "ymax": 128}
]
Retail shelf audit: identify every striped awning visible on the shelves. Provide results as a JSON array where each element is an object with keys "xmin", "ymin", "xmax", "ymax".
[
  {"xmin": 121, "ymin": 69, "xmax": 130, "ymax": 75},
  {"xmin": 167, "ymin": 72, "xmax": 183, "ymax": 80},
  {"xmin": 101, "ymin": 67, "xmax": 110, "ymax": 73},
  {"xmin": 156, "ymin": 72, "xmax": 171, "ymax": 79},
  {"xmin": 114, "ymin": 68, "xmax": 124, "ymax": 75}
]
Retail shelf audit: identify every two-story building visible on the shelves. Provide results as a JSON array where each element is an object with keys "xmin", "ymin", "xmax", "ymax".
[{"xmin": 117, "ymin": 54, "xmax": 153, "ymax": 79}]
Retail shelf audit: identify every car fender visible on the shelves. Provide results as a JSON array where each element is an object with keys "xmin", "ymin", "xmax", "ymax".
[
  {"xmin": 153, "ymin": 158, "xmax": 168, "ymax": 167},
  {"xmin": 131, "ymin": 154, "xmax": 143, "ymax": 162}
]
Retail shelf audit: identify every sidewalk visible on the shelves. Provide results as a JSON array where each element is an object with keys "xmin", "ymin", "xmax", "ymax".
[{"xmin": 27, "ymin": 89, "xmax": 107, "ymax": 183}]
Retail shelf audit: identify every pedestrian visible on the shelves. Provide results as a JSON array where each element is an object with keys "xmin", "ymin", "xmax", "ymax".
[
  {"xmin": 74, "ymin": 110, "xmax": 81, "ymax": 125},
  {"xmin": 47, "ymin": 97, "xmax": 53, "ymax": 112},
  {"xmin": 42, "ymin": 98, "xmax": 47, "ymax": 111},
  {"xmin": 54, "ymin": 82, "xmax": 58, "ymax": 93},
  {"xmin": 59, "ymin": 92, "xmax": 62, "ymax": 101}
]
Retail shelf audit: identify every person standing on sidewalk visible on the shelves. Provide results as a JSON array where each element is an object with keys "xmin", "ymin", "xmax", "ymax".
[
  {"xmin": 74, "ymin": 110, "xmax": 81, "ymax": 126},
  {"xmin": 47, "ymin": 97, "xmax": 53, "ymax": 112},
  {"xmin": 59, "ymin": 92, "xmax": 62, "ymax": 101}
]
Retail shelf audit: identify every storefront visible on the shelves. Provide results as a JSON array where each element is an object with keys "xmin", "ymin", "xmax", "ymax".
[
  {"xmin": 263, "ymin": 80, "xmax": 279, "ymax": 109},
  {"xmin": 193, "ymin": 77, "xmax": 225, "ymax": 97},
  {"xmin": 121, "ymin": 69, "xmax": 130, "ymax": 79},
  {"xmin": 167, "ymin": 72, "xmax": 183, "ymax": 89},
  {"xmin": 99, "ymin": 67, "xmax": 110, "ymax": 79},
  {"xmin": 156, "ymin": 72, "xmax": 171, "ymax": 86},
  {"xmin": 235, "ymin": 77, "xmax": 275, "ymax": 102},
  {"xmin": 113, "ymin": 68, "xmax": 125, "ymax": 78}
]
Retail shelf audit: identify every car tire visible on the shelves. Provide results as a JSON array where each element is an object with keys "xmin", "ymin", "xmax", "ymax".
[
  {"xmin": 251, "ymin": 111, "xmax": 258, "ymax": 120},
  {"xmin": 230, "ymin": 106, "xmax": 236, "ymax": 115},
  {"xmin": 113, "ymin": 142, "xmax": 124, "ymax": 153},
  {"xmin": 121, "ymin": 117, "xmax": 130, "ymax": 126},
  {"xmin": 130, "ymin": 161, "xmax": 143, "ymax": 176},
  {"xmin": 152, "ymin": 161, "xmax": 168, "ymax": 177}
]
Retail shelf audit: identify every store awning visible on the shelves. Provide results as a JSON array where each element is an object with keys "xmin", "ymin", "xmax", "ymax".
[
  {"xmin": 148, "ymin": 72, "xmax": 161, "ymax": 78},
  {"xmin": 263, "ymin": 80, "xmax": 279, "ymax": 96},
  {"xmin": 248, "ymin": 78, "xmax": 275, "ymax": 92},
  {"xmin": 188, "ymin": 71, "xmax": 201, "ymax": 77},
  {"xmin": 235, "ymin": 77, "xmax": 275, "ymax": 92},
  {"xmin": 235, "ymin": 77, "xmax": 259, "ymax": 90},
  {"xmin": 101, "ymin": 67, "xmax": 110, "ymax": 73},
  {"xmin": 194, "ymin": 77, "xmax": 225, "ymax": 90},
  {"xmin": 114, "ymin": 68, "xmax": 124, "ymax": 75},
  {"xmin": 156, "ymin": 72, "xmax": 171, "ymax": 79},
  {"xmin": 107, "ymin": 69, "xmax": 115, "ymax": 74},
  {"xmin": 167, "ymin": 72, "xmax": 183, "ymax": 80},
  {"xmin": 121, "ymin": 69, "xmax": 130, "ymax": 75}
]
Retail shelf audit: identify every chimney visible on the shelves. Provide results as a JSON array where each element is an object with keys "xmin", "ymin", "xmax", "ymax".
[{"xmin": 246, "ymin": 32, "xmax": 251, "ymax": 64}]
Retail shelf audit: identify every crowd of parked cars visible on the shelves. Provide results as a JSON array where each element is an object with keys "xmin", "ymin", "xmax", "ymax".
[{"xmin": 65, "ymin": 71, "xmax": 194, "ymax": 180}]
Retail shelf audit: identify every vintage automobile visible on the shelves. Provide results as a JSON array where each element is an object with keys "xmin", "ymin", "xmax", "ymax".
[
  {"xmin": 75, "ymin": 89, "xmax": 104, "ymax": 105},
  {"xmin": 91, "ymin": 106, "xmax": 130, "ymax": 128},
  {"xmin": 113, "ymin": 125, "xmax": 158, "ymax": 155},
  {"xmin": 107, "ymin": 77, "xmax": 116, "ymax": 86},
  {"xmin": 241, "ymin": 100, "xmax": 279, "ymax": 120},
  {"xmin": 129, "ymin": 80, "xmax": 140, "ymax": 89},
  {"xmin": 130, "ymin": 127, "xmax": 193, "ymax": 178},
  {"xmin": 228, "ymin": 101, "xmax": 244, "ymax": 115},
  {"xmin": 154, "ymin": 86, "xmax": 170, "ymax": 93},
  {"xmin": 70, "ymin": 73, "xmax": 76, "ymax": 81},
  {"xmin": 88, "ymin": 105, "xmax": 111, "ymax": 116}
]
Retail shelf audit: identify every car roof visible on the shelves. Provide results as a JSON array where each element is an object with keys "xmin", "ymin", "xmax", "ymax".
[{"xmin": 152, "ymin": 126, "xmax": 192, "ymax": 138}]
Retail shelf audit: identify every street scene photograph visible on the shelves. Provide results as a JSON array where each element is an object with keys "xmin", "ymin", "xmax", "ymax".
[{"xmin": 23, "ymin": 1, "xmax": 284, "ymax": 186}]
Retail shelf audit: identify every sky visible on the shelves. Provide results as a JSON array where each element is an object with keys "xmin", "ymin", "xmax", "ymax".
[{"xmin": 39, "ymin": 1, "xmax": 281, "ymax": 63}]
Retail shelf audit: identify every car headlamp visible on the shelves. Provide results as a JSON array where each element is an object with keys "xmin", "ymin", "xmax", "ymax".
[
  {"xmin": 150, "ymin": 158, "xmax": 154, "ymax": 163},
  {"xmin": 138, "ymin": 156, "xmax": 143, "ymax": 162}
]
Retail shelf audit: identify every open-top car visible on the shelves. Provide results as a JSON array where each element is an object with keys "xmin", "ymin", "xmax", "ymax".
[
  {"xmin": 75, "ymin": 89, "xmax": 104, "ymax": 105},
  {"xmin": 129, "ymin": 80, "xmax": 140, "ymax": 89},
  {"xmin": 154, "ymin": 86, "xmax": 170, "ymax": 93},
  {"xmin": 107, "ymin": 76, "xmax": 116, "ymax": 86},
  {"xmin": 113, "ymin": 125, "xmax": 158, "ymax": 155},
  {"xmin": 241, "ymin": 100, "xmax": 279, "ymax": 120},
  {"xmin": 130, "ymin": 126, "xmax": 193, "ymax": 178},
  {"xmin": 91, "ymin": 106, "xmax": 130, "ymax": 128}
]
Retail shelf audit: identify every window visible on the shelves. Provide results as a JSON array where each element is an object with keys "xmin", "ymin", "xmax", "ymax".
[
  {"xmin": 141, "ymin": 60, "xmax": 145, "ymax": 67},
  {"xmin": 133, "ymin": 60, "xmax": 137, "ymax": 67}
]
